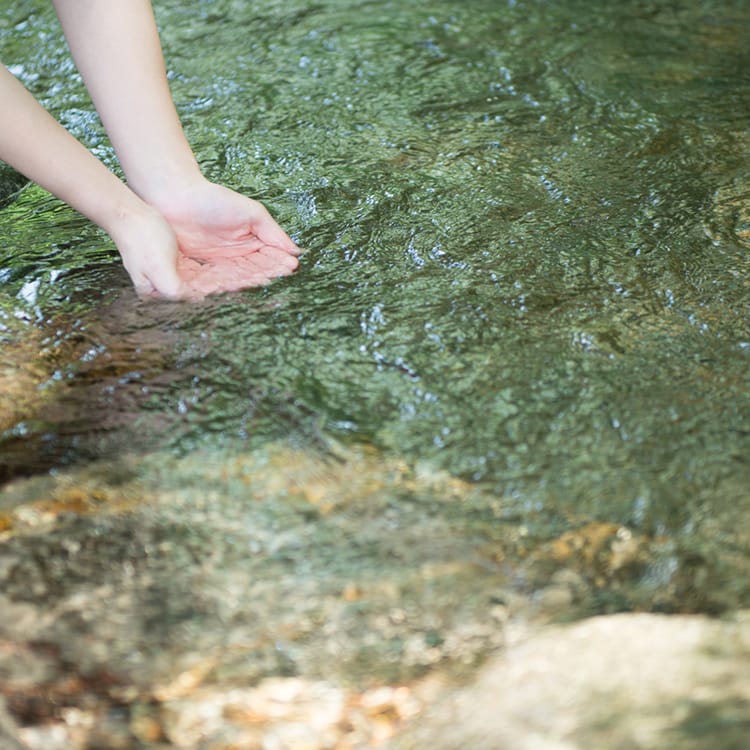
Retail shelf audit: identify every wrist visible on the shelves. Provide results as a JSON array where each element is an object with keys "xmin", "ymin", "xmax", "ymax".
[
  {"xmin": 102, "ymin": 196, "xmax": 166, "ymax": 246},
  {"xmin": 123, "ymin": 155, "xmax": 205, "ymax": 208}
]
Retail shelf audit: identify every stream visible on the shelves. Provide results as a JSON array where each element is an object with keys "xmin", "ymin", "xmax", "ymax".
[{"xmin": 1, "ymin": 0, "xmax": 749, "ymax": 747}]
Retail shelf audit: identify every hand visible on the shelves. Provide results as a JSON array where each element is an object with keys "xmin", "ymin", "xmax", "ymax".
[
  {"xmin": 151, "ymin": 179, "xmax": 301, "ymax": 297},
  {"xmin": 112, "ymin": 205, "xmax": 191, "ymax": 300},
  {"xmin": 112, "ymin": 183, "xmax": 301, "ymax": 300}
]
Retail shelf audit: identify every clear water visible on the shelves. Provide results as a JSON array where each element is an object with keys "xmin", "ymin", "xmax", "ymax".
[{"xmin": 2, "ymin": 0, "xmax": 750, "ymax": 620}]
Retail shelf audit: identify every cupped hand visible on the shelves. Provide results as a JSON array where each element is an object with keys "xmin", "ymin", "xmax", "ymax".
[
  {"xmin": 115, "ymin": 182, "xmax": 301, "ymax": 300},
  {"xmin": 155, "ymin": 180, "xmax": 301, "ymax": 295}
]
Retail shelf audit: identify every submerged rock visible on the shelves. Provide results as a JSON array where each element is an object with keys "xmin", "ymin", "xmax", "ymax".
[{"xmin": 0, "ymin": 324, "xmax": 48, "ymax": 436}]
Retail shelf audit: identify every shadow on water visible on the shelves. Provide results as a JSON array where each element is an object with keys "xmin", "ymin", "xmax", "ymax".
[{"xmin": 0, "ymin": 294, "xmax": 183, "ymax": 484}]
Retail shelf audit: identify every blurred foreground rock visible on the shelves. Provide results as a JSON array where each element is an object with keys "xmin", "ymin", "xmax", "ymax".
[
  {"xmin": 393, "ymin": 612, "xmax": 750, "ymax": 750},
  {"xmin": 2, "ymin": 611, "xmax": 748, "ymax": 749}
]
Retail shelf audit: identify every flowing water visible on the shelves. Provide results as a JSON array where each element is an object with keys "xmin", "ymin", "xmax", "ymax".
[{"xmin": 1, "ymin": 0, "xmax": 750, "ymax": 745}]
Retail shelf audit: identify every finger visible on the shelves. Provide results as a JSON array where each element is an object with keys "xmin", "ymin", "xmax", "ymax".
[
  {"xmin": 257, "ymin": 245, "xmax": 299, "ymax": 275},
  {"xmin": 131, "ymin": 264, "xmax": 193, "ymax": 301},
  {"xmin": 251, "ymin": 205, "xmax": 302, "ymax": 256},
  {"xmin": 182, "ymin": 236, "xmax": 265, "ymax": 261},
  {"xmin": 134, "ymin": 275, "xmax": 157, "ymax": 299},
  {"xmin": 204, "ymin": 248, "xmax": 296, "ymax": 280},
  {"xmin": 218, "ymin": 257, "xmax": 278, "ymax": 287},
  {"xmin": 154, "ymin": 277, "xmax": 193, "ymax": 301},
  {"xmin": 187, "ymin": 258, "xmax": 270, "ymax": 295}
]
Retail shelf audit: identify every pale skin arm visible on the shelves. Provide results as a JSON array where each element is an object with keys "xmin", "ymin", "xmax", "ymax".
[
  {"xmin": 52, "ymin": 0, "xmax": 300, "ymax": 293},
  {"xmin": 0, "ymin": 63, "xmax": 188, "ymax": 298},
  {"xmin": 1, "ymin": 1, "xmax": 299, "ymax": 299}
]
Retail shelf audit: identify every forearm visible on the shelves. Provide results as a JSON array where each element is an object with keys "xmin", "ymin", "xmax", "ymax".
[
  {"xmin": 51, "ymin": 0, "xmax": 202, "ymax": 204},
  {"xmin": 0, "ymin": 64, "xmax": 151, "ymax": 236}
]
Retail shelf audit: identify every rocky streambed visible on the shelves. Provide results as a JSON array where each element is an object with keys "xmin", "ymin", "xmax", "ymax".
[
  {"xmin": 1, "ymin": 434, "xmax": 749, "ymax": 749},
  {"xmin": 3, "ymin": 0, "xmax": 750, "ymax": 746}
]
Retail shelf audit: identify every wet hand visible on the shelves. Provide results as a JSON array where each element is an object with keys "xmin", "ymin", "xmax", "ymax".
[
  {"xmin": 153, "ymin": 180, "xmax": 301, "ymax": 293},
  {"xmin": 114, "ymin": 183, "xmax": 301, "ymax": 300},
  {"xmin": 113, "ymin": 205, "xmax": 192, "ymax": 300}
]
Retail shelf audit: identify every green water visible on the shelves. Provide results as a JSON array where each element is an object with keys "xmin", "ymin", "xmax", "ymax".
[{"xmin": 2, "ymin": 0, "xmax": 750, "ymax": 620}]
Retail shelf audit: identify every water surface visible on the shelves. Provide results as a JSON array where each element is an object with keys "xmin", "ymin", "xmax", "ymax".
[{"xmin": 2, "ymin": 0, "xmax": 750, "ymax": 649}]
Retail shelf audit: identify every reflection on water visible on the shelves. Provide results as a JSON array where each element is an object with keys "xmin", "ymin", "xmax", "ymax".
[{"xmin": 1, "ymin": 0, "xmax": 750, "ymax": 608}]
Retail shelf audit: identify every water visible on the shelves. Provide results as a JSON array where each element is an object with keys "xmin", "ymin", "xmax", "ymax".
[{"xmin": 1, "ymin": 0, "xmax": 750, "ymax": 739}]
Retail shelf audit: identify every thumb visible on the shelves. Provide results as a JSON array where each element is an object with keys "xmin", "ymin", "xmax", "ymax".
[{"xmin": 128, "ymin": 255, "xmax": 194, "ymax": 301}]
